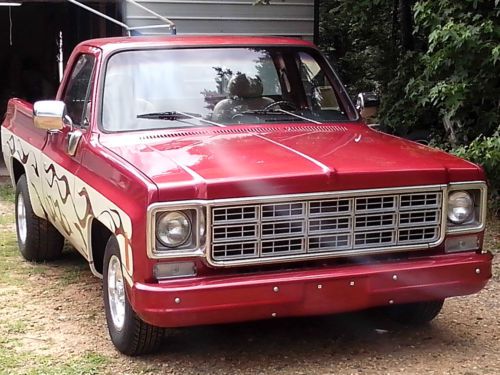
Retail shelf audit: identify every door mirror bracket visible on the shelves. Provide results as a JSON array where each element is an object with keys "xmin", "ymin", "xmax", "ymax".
[
  {"xmin": 67, "ymin": 129, "xmax": 83, "ymax": 156},
  {"xmin": 64, "ymin": 114, "xmax": 74, "ymax": 130}
]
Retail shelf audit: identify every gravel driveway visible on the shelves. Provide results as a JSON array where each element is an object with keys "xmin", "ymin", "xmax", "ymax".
[{"xmin": 0, "ymin": 196, "xmax": 498, "ymax": 375}]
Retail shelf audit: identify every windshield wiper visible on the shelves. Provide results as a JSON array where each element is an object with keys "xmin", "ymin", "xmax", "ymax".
[
  {"xmin": 137, "ymin": 111, "xmax": 191, "ymax": 120},
  {"xmin": 137, "ymin": 111, "xmax": 225, "ymax": 127},
  {"xmin": 241, "ymin": 109, "xmax": 322, "ymax": 125}
]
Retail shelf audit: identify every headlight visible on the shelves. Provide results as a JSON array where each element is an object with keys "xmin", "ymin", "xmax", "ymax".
[
  {"xmin": 447, "ymin": 191, "xmax": 473, "ymax": 224},
  {"xmin": 156, "ymin": 211, "xmax": 191, "ymax": 247}
]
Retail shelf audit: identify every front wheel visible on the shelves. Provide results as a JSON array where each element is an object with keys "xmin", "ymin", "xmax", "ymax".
[
  {"xmin": 103, "ymin": 236, "xmax": 163, "ymax": 356},
  {"xmin": 383, "ymin": 299, "xmax": 445, "ymax": 325}
]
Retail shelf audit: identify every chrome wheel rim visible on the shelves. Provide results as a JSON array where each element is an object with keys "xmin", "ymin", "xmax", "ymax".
[
  {"xmin": 17, "ymin": 194, "xmax": 27, "ymax": 246},
  {"xmin": 108, "ymin": 255, "xmax": 126, "ymax": 331}
]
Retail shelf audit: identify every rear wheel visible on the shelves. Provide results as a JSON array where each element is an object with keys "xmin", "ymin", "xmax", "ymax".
[
  {"xmin": 103, "ymin": 236, "xmax": 163, "ymax": 356},
  {"xmin": 15, "ymin": 174, "xmax": 64, "ymax": 262},
  {"xmin": 384, "ymin": 299, "xmax": 445, "ymax": 325}
]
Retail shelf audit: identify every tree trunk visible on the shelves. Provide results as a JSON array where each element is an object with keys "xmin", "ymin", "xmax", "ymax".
[
  {"xmin": 443, "ymin": 117, "xmax": 459, "ymax": 147},
  {"xmin": 399, "ymin": 0, "xmax": 415, "ymax": 51}
]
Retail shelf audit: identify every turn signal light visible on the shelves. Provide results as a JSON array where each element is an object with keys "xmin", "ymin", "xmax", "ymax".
[
  {"xmin": 154, "ymin": 261, "xmax": 196, "ymax": 280},
  {"xmin": 445, "ymin": 235, "xmax": 479, "ymax": 253}
]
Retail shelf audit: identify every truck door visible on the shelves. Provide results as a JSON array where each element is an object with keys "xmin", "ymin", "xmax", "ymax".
[{"xmin": 40, "ymin": 51, "xmax": 97, "ymax": 259}]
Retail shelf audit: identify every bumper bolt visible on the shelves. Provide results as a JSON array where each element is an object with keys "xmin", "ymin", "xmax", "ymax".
[
  {"xmin": 349, "ymin": 281, "xmax": 355, "ymax": 286},
  {"xmin": 273, "ymin": 286, "xmax": 279, "ymax": 293},
  {"xmin": 392, "ymin": 275, "xmax": 398, "ymax": 281},
  {"xmin": 174, "ymin": 297, "xmax": 181, "ymax": 304},
  {"xmin": 317, "ymin": 284, "xmax": 322, "ymax": 289},
  {"xmin": 475, "ymin": 268, "xmax": 481, "ymax": 274},
  {"xmin": 271, "ymin": 312, "xmax": 277, "ymax": 317},
  {"xmin": 389, "ymin": 300, "xmax": 394, "ymax": 305}
]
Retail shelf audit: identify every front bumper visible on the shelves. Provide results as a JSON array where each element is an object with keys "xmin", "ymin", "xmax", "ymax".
[{"xmin": 130, "ymin": 252, "xmax": 493, "ymax": 328}]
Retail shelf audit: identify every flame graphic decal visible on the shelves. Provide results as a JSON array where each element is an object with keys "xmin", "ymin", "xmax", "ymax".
[{"xmin": 5, "ymin": 134, "xmax": 133, "ymax": 274}]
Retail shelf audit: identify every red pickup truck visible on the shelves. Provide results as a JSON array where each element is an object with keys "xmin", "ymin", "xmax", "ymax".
[{"xmin": 1, "ymin": 36, "xmax": 492, "ymax": 356}]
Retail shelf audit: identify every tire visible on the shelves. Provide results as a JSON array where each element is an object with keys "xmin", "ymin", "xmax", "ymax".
[
  {"xmin": 384, "ymin": 299, "xmax": 445, "ymax": 325},
  {"xmin": 15, "ymin": 174, "xmax": 64, "ymax": 262},
  {"xmin": 103, "ymin": 236, "xmax": 163, "ymax": 356}
]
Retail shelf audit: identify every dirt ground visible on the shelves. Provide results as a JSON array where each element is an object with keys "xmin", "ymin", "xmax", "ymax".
[{"xmin": 0, "ymin": 193, "xmax": 499, "ymax": 375}]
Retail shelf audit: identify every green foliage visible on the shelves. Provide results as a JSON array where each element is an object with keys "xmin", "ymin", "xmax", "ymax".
[
  {"xmin": 319, "ymin": 0, "xmax": 398, "ymax": 95},
  {"xmin": 319, "ymin": 0, "xmax": 500, "ymax": 144},
  {"xmin": 409, "ymin": 0, "xmax": 500, "ymax": 144},
  {"xmin": 452, "ymin": 128, "xmax": 500, "ymax": 212},
  {"xmin": 379, "ymin": 52, "xmax": 440, "ymax": 136},
  {"xmin": 319, "ymin": 0, "xmax": 439, "ymax": 137}
]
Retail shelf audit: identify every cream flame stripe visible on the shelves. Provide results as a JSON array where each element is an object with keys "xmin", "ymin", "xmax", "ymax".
[{"xmin": 1, "ymin": 127, "xmax": 134, "ymax": 285}]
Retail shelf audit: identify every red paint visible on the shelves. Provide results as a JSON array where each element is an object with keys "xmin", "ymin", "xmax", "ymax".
[
  {"xmin": 131, "ymin": 252, "xmax": 492, "ymax": 327},
  {"xmin": 4, "ymin": 99, "xmax": 48, "ymax": 151},
  {"xmin": 1, "ymin": 36, "xmax": 493, "ymax": 330},
  {"xmin": 80, "ymin": 35, "xmax": 315, "ymax": 54},
  {"xmin": 100, "ymin": 124, "xmax": 484, "ymax": 201}
]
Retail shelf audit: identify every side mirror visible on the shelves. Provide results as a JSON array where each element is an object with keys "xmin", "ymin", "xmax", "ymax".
[
  {"xmin": 356, "ymin": 92, "xmax": 380, "ymax": 120},
  {"xmin": 33, "ymin": 100, "xmax": 67, "ymax": 131}
]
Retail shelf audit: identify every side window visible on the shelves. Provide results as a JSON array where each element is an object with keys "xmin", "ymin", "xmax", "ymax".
[
  {"xmin": 63, "ymin": 54, "xmax": 95, "ymax": 127},
  {"xmin": 297, "ymin": 52, "xmax": 340, "ymax": 111}
]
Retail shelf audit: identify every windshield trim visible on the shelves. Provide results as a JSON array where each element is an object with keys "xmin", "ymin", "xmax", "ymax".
[{"xmin": 97, "ymin": 44, "xmax": 360, "ymax": 134}]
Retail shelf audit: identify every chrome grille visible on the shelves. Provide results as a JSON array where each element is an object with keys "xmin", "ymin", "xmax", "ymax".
[
  {"xmin": 210, "ymin": 190, "xmax": 443, "ymax": 264},
  {"xmin": 262, "ymin": 202, "xmax": 305, "ymax": 220},
  {"xmin": 355, "ymin": 213, "xmax": 396, "ymax": 230},
  {"xmin": 212, "ymin": 206, "xmax": 258, "ymax": 223},
  {"xmin": 213, "ymin": 242, "xmax": 258, "ymax": 260},
  {"xmin": 213, "ymin": 224, "xmax": 258, "ymax": 242},
  {"xmin": 262, "ymin": 221, "xmax": 304, "ymax": 238},
  {"xmin": 262, "ymin": 238, "xmax": 304, "ymax": 256},
  {"xmin": 309, "ymin": 234, "xmax": 351, "ymax": 252},
  {"xmin": 310, "ymin": 199, "xmax": 351, "ymax": 216},
  {"xmin": 309, "ymin": 217, "xmax": 351, "ymax": 233}
]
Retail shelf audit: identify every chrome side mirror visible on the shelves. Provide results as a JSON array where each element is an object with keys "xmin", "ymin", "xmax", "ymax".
[
  {"xmin": 356, "ymin": 92, "xmax": 380, "ymax": 120},
  {"xmin": 33, "ymin": 100, "xmax": 67, "ymax": 131}
]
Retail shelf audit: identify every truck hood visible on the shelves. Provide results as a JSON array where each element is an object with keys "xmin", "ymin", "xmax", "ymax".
[{"xmin": 99, "ymin": 123, "xmax": 483, "ymax": 201}]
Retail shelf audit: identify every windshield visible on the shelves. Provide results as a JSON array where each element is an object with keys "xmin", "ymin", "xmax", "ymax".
[{"xmin": 101, "ymin": 47, "xmax": 356, "ymax": 131}]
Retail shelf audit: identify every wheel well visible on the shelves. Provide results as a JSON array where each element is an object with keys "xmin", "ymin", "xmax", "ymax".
[
  {"xmin": 90, "ymin": 219, "xmax": 113, "ymax": 275},
  {"xmin": 12, "ymin": 158, "xmax": 25, "ymax": 184}
]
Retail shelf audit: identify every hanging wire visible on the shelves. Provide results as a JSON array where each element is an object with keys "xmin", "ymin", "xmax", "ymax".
[{"xmin": 9, "ymin": 6, "xmax": 13, "ymax": 46}]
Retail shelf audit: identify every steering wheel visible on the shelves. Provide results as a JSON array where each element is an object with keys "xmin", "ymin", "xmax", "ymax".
[
  {"xmin": 231, "ymin": 113, "xmax": 244, "ymax": 121},
  {"xmin": 231, "ymin": 113, "xmax": 260, "ymax": 124},
  {"xmin": 263, "ymin": 101, "xmax": 298, "ymax": 111}
]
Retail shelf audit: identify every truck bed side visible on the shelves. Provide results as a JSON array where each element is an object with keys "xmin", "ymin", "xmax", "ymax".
[{"xmin": 1, "ymin": 98, "xmax": 48, "ymax": 218}]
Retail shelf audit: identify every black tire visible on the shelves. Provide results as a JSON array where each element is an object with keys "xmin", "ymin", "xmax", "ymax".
[
  {"xmin": 103, "ymin": 236, "xmax": 163, "ymax": 356},
  {"xmin": 15, "ymin": 174, "xmax": 64, "ymax": 262},
  {"xmin": 384, "ymin": 299, "xmax": 445, "ymax": 325}
]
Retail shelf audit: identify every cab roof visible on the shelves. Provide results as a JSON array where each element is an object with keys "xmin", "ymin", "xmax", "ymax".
[{"xmin": 79, "ymin": 35, "xmax": 315, "ymax": 54}]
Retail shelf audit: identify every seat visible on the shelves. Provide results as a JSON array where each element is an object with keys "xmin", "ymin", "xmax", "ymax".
[{"xmin": 212, "ymin": 74, "xmax": 274, "ymax": 122}]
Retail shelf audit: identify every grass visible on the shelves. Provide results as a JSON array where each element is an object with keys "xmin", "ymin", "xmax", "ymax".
[
  {"xmin": 0, "ymin": 233, "xmax": 26, "ymax": 285},
  {"xmin": 0, "ymin": 232, "xmax": 109, "ymax": 374},
  {"xmin": 0, "ymin": 344, "xmax": 109, "ymax": 375},
  {"xmin": 25, "ymin": 352, "xmax": 109, "ymax": 375},
  {"xmin": 0, "ymin": 214, "xmax": 14, "ymax": 225},
  {"xmin": 58, "ymin": 267, "xmax": 84, "ymax": 287},
  {"xmin": 0, "ymin": 183, "xmax": 112, "ymax": 375},
  {"xmin": 0, "ymin": 183, "xmax": 14, "ymax": 203},
  {"xmin": 5, "ymin": 320, "xmax": 27, "ymax": 335},
  {"xmin": 0, "ymin": 299, "xmax": 109, "ymax": 375}
]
